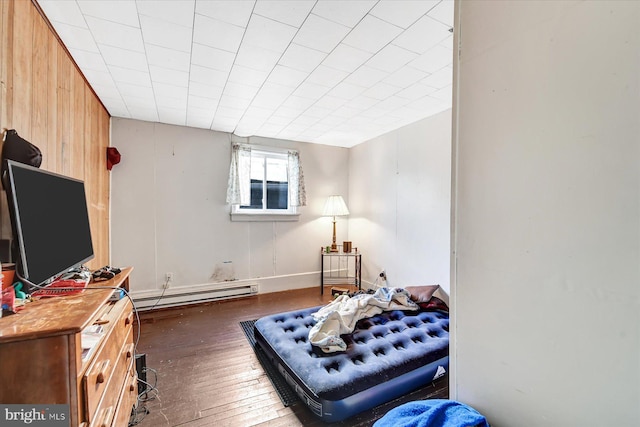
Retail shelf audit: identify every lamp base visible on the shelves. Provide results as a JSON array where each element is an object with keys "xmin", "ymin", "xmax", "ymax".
[{"xmin": 330, "ymin": 243, "xmax": 339, "ymax": 252}]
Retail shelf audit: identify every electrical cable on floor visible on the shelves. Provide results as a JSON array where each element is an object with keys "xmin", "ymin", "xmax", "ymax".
[{"xmin": 129, "ymin": 367, "xmax": 159, "ymax": 426}]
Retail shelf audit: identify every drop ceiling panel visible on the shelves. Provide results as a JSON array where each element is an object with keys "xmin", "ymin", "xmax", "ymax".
[{"xmin": 38, "ymin": 0, "xmax": 454, "ymax": 148}]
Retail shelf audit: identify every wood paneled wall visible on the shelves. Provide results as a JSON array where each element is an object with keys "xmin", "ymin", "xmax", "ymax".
[{"xmin": 0, "ymin": 0, "xmax": 111, "ymax": 269}]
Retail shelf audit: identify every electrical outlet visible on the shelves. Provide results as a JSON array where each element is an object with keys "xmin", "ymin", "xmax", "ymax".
[
  {"xmin": 380, "ymin": 270, "xmax": 387, "ymax": 281},
  {"xmin": 163, "ymin": 272, "xmax": 173, "ymax": 289}
]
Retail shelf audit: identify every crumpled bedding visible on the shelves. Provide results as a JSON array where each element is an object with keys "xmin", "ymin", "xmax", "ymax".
[{"xmin": 308, "ymin": 287, "xmax": 418, "ymax": 353}]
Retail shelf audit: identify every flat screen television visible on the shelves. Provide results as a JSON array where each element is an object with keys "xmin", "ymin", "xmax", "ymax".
[{"xmin": 3, "ymin": 160, "xmax": 94, "ymax": 292}]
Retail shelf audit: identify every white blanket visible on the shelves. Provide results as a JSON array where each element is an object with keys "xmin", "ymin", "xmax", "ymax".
[{"xmin": 309, "ymin": 287, "xmax": 418, "ymax": 353}]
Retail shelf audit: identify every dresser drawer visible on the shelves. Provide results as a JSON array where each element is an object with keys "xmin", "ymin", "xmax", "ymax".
[
  {"xmin": 83, "ymin": 298, "xmax": 134, "ymax": 423},
  {"xmin": 110, "ymin": 368, "xmax": 138, "ymax": 427},
  {"xmin": 89, "ymin": 335, "xmax": 135, "ymax": 426}
]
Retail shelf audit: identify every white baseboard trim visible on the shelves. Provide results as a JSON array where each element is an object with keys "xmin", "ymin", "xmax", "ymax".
[{"xmin": 130, "ymin": 271, "xmax": 320, "ymax": 310}]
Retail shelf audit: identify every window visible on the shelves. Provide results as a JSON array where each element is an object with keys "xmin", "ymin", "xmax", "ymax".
[{"xmin": 227, "ymin": 144, "xmax": 306, "ymax": 221}]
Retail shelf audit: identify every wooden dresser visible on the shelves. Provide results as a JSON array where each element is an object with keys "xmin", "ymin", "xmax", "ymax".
[{"xmin": 0, "ymin": 267, "xmax": 137, "ymax": 427}]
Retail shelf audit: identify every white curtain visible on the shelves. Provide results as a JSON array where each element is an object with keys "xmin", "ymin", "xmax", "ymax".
[
  {"xmin": 288, "ymin": 150, "xmax": 307, "ymax": 207},
  {"xmin": 226, "ymin": 144, "xmax": 251, "ymax": 205}
]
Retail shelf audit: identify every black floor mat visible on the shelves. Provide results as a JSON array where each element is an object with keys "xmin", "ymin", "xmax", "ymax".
[{"xmin": 239, "ymin": 319, "xmax": 300, "ymax": 407}]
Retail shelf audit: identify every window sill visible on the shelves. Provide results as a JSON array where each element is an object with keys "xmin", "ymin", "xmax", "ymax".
[{"xmin": 230, "ymin": 212, "xmax": 301, "ymax": 222}]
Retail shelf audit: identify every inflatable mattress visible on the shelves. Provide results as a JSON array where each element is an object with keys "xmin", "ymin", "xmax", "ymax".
[{"xmin": 254, "ymin": 304, "xmax": 449, "ymax": 422}]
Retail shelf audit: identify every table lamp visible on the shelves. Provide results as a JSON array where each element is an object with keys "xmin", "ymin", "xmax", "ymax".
[{"xmin": 323, "ymin": 195, "xmax": 349, "ymax": 252}]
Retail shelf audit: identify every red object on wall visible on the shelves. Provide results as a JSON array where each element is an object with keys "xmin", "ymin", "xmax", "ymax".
[{"xmin": 106, "ymin": 147, "xmax": 121, "ymax": 170}]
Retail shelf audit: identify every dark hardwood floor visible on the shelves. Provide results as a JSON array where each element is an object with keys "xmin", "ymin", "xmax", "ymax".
[{"xmin": 132, "ymin": 287, "xmax": 448, "ymax": 427}]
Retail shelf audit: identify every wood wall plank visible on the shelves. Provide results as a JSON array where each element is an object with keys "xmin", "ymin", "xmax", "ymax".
[{"xmin": 0, "ymin": 0, "xmax": 110, "ymax": 269}]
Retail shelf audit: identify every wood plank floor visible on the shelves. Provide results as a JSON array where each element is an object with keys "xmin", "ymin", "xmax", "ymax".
[{"xmin": 132, "ymin": 287, "xmax": 448, "ymax": 427}]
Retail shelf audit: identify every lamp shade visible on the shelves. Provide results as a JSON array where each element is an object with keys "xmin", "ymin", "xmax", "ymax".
[{"xmin": 323, "ymin": 195, "xmax": 349, "ymax": 216}]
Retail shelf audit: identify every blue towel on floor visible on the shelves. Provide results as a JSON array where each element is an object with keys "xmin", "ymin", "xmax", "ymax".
[{"xmin": 374, "ymin": 399, "xmax": 490, "ymax": 427}]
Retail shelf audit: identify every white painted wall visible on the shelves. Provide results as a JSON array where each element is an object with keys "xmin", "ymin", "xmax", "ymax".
[
  {"xmin": 110, "ymin": 119, "xmax": 349, "ymax": 295},
  {"xmin": 452, "ymin": 1, "xmax": 639, "ymax": 425},
  {"xmin": 349, "ymin": 110, "xmax": 451, "ymax": 292}
]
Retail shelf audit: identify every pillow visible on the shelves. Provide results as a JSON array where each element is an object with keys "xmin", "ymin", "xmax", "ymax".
[{"xmin": 404, "ymin": 285, "xmax": 441, "ymax": 303}]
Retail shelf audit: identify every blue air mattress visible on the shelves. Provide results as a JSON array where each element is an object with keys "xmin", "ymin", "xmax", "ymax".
[{"xmin": 254, "ymin": 305, "xmax": 449, "ymax": 422}]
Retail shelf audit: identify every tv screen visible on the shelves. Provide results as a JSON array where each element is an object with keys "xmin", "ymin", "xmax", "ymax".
[{"xmin": 4, "ymin": 160, "xmax": 94, "ymax": 291}]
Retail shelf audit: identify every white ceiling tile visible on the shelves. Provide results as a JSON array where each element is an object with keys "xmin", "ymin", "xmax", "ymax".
[
  {"xmin": 146, "ymin": 44, "xmax": 191, "ymax": 72},
  {"xmin": 89, "ymin": 81, "xmax": 120, "ymax": 97},
  {"xmin": 278, "ymin": 43, "xmax": 326, "ymax": 73},
  {"xmin": 149, "ymin": 66, "xmax": 189, "ymax": 87},
  {"xmin": 327, "ymin": 82, "xmax": 366, "ymax": 100},
  {"xmin": 78, "ymin": 1, "xmax": 140, "ymax": 27},
  {"xmin": 345, "ymin": 95, "xmax": 379, "ymax": 110},
  {"xmin": 187, "ymin": 115, "xmax": 214, "ymax": 129},
  {"xmin": 267, "ymin": 65, "xmax": 309, "ymax": 88},
  {"xmin": 223, "ymin": 82, "xmax": 261, "ymax": 101},
  {"xmin": 303, "ymin": 105, "xmax": 333, "ymax": 119},
  {"xmin": 322, "ymin": 44, "xmax": 372, "ymax": 73},
  {"xmin": 154, "ymin": 83, "xmax": 189, "ymax": 103},
  {"xmin": 190, "ymin": 65, "xmax": 228, "ymax": 87},
  {"xmin": 273, "ymin": 106, "xmax": 303, "ymax": 119},
  {"xmin": 313, "ymin": 95, "xmax": 347, "ymax": 110},
  {"xmin": 243, "ymin": 15, "xmax": 298, "ymax": 53},
  {"xmin": 421, "ymin": 66, "xmax": 452, "ymax": 89},
  {"xmin": 235, "ymin": 44, "xmax": 282, "ymax": 72},
  {"xmin": 140, "ymin": 16, "xmax": 193, "ymax": 52},
  {"xmin": 128, "ymin": 106, "xmax": 159, "ymax": 122},
  {"xmin": 38, "ymin": 1, "xmax": 87, "ymax": 27},
  {"xmin": 395, "ymin": 82, "xmax": 438, "ymax": 100},
  {"xmin": 343, "ymin": 15, "xmax": 403, "ymax": 54},
  {"xmin": 312, "ymin": 0, "xmax": 376, "ymax": 28},
  {"xmin": 430, "ymin": 85, "xmax": 452, "ymax": 102},
  {"xmin": 252, "ymin": 83, "xmax": 295, "ymax": 109},
  {"xmin": 86, "ymin": 16, "xmax": 144, "ymax": 51},
  {"xmin": 69, "ymin": 49, "xmax": 108, "ymax": 72},
  {"xmin": 227, "ymin": 65, "xmax": 270, "ymax": 88},
  {"xmin": 393, "ymin": 15, "xmax": 451, "ymax": 54},
  {"xmin": 196, "ymin": 1, "xmax": 255, "ymax": 28},
  {"xmin": 384, "ymin": 67, "xmax": 428, "ymax": 89},
  {"xmin": 343, "ymin": 66, "xmax": 388, "ymax": 88},
  {"xmin": 280, "ymin": 95, "xmax": 316, "ymax": 110},
  {"xmin": 188, "ymin": 95, "xmax": 219, "ymax": 110},
  {"xmin": 218, "ymin": 96, "xmax": 252, "ymax": 111},
  {"xmin": 193, "ymin": 14, "xmax": 245, "ymax": 53},
  {"xmin": 81, "ymin": 69, "xmax": 114, "ymax": 87},
  {"xmin": 306, "ymin": 66, "xmax": 349, "ymax": 88},
  {"xmin": 370, "ymin": 0, "xmax": 439, "ymax": 29},
  {"xmin": 254, "ymin": 1, "xmax": 315, "ymax": 27},
  {"xmin": 428, "ymin": 0, "xmax": 455, "ymax": 27},
  {"xmin": 366, "ymin": 44, "xmax": 419, "ymax": 73},
  {"xmin": 109, "ymin": 66, "xmax": 151, "ymax": 86},
  {"xmin": 215, "ymin": 106, "xmax": 245, "ymax": 120},
  {"xmin": 363, "ymin": 82, "xmax": 401, "ymax": 100},
  {"xmin": 294, "ymin": 14, "xmax": 350, "ymax": 54},
  {"xmin": 137, "ymin": 1, "xmax": 195, "ymax": 28},
  {"xmin": 409, "ymin": 45, "xmax": 453, "ymax": 74},
  {"xmin": 158, "ymin": 107, "xmax": 186, "ymax": 126},
  {"xmin": 188, "ymin": 82, "xmax": 224, "ymax": 100},
  {"xmin": 439, "ymin": 34, "xmax": 454, "ymax": 50},
  {"xmin": 191, "ymin": 44, "xmax": 235, "ymax": 73},
  {"xmin": 41, "ymin": 0, "xmax": 454, "ymax": 147},
  {"xmin": 115, "ymin": 82, "xmax": 154, "ymax": 99},
  {"xmin": 99, "ymin": 45, "xmax": 148, "ymax": 71},
  {"xmin": 292, "ymin": 82, "xmax": 331, "ymax": 100},
  {"xmin": 51, "ymin": 23, "xmax": 98, "ymax": 53}
]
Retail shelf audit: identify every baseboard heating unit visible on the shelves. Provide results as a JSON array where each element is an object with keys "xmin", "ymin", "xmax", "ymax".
[{"xmin": 134, "ymin": 282, "xmax": 259, "ymax": 310}]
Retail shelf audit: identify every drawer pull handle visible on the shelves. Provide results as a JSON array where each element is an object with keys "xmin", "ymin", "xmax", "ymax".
[
  {"xmin": 97, "ymin": 406, "xmax": 113, "ymax": 427},
  {"xmin": 125, "ymin": 312, "xmax": 134, "ymax": 326},
  {"xmin": 125, "ymin": 343, "xmax": 135, "ymax": 359},
  {"xmin": 129, "ymin": 374, "xmax": 137, "ymax": 392},
  {"xmin": 95, "ymin": 359, "xmax": 110, "ymax": 384}
]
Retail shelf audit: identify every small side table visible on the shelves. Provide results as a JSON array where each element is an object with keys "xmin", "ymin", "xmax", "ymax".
[{"xmin": 320, "ymin": 247, "xmax": 362, "ymax": 295}]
